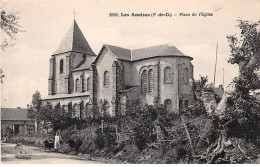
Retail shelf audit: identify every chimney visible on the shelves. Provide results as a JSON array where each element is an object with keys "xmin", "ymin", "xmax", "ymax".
[
  {"xmin": 219, "ymin": 85, "xmax": 223, "ymax": 91},
  {"xmin": 17, "ymin": 107, "xmax": 21, "ymax": 109}
]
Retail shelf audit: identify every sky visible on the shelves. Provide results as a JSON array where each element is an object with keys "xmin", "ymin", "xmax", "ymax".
[{"xmin": 1, "ymin": 0, "xmax": 260, "ymax": 108}]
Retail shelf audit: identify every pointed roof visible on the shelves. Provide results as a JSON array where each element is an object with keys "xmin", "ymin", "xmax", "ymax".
[{"xmin": 53, "ymin": 20, "xmax": 96, "ymax": 56}]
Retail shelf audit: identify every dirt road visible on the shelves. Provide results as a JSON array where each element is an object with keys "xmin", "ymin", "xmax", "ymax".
[{"xmin": 1, "ymin": 143, "xmax": 102, "ymax": 164}]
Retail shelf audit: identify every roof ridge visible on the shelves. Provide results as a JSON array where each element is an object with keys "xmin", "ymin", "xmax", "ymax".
[
  {"xmin": 72, "ymin": 20, "xmax": 76, "ymax": 51},
  {"xmin": 133, "ymin": 43, "xmax": 171, "ymax": 51},
  {"xmin": 105, "ymin": 44, "xmax": 131, "ymax": 51},
  {"xmin": 1, "ymin": 108, "xmax": 27, "ymax": 109}
]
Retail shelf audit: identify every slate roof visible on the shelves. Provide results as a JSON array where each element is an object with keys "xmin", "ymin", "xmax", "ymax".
[
  {"xmin": 42, "ymin": 92, "xmax": 90, "ymax": 100},
  {"xmin": 98, "ymin": 44, "xmax": 192, "ymax": 62},
  {"xmin": 119, "ymin": 86, "xmax": 138, "ymax": 93},
  {"xmin": 73, "ymin": 57, "xmax": 96, "ymax": 71},
  {"xmin": 53, "ymin": 20, "xmax": 96, "ymax": 56},
  {"xmin": 132, "ymin": 44, "xmax": 189, "ymax": 61},
  {"xmin": 105, "ymin": 44, "xmax": 132, "ymax": 61},
  {"xmin": 1, "ymin": 108, "xmax": 32, "ymax": 121}
]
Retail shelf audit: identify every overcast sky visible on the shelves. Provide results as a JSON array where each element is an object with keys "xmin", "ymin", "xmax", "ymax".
[{"xmin": 1, "ymin": 0, "xmax": 260, "ymax": 108}]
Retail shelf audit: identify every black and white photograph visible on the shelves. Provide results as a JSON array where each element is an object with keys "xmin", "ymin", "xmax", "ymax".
[{"xmin": 1, "ymin": 0, "xmax": 260, "ymax": 164}]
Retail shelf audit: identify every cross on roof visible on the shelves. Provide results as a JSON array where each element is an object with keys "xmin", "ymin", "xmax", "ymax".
[{"xmin": 73, "ymin": 9, "xmax": 76, "ymax": 20}]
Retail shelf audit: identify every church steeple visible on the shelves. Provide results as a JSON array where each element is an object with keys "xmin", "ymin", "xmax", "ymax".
[{"xmin": 53, "ymin": 20, "xmax": 96, "ymax": 56}]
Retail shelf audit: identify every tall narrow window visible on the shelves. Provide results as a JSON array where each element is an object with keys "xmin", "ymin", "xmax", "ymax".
[
  {"xmin": 104, "ymin": 71, "xmax": 109, "ymax": 86},
  {"xmin": 164, "ymin": 67, "xmax": 172, "ymax": 83},
  {"xmin": 60, "ymin": 59, "xmax": 64, "ymax": 73},
  {"xmin": 141, "ymin": 70, "xmax": 148, "ymax": 94},
  {"xmin": 164, "ymin": 99, "xmax": 172, "ymax": 112},
  {"xmin": 87, "ymin": 77, "xmax": 90, "ymax": 91},
  {"xmin": 72, "ymin": 104, "xmax": 78, "ymax": 117},
  {"xmin": 86, "ymin": 103, "xmax": 89, "ymax": 115},
  {"xmin": 179, "ymin": 100, "xmax": 183, "ymax": 110},
  {"xmin": 148, "ymin": 69, "xmax": 154, "ymax": 94},
  {"xmin": 73, "ymin": 103, "xmax": 82, "ymax": 118},
  {"xmin": 75, "ymin": 79, "xmax": 80, "ymax": 92},
  {"xmin": 82, "ymin": 77, "xmax": 85, "ymax": 92},
  {"xmin": 184, "ymin": 68, "xmax": 189, "ymax": 84},
  {"xmin": 185, "ymin": 100, "xmax": 189, "ymax": 108}
]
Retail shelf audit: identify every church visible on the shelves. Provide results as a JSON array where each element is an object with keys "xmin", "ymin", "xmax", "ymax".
[{"xmin": 42, "ymin": 20, "xmax": 194, "ymax": 118}]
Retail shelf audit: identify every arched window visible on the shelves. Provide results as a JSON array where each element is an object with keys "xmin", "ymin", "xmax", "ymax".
[
  {"xmin": 141, "ymin": 70, "xmax": 148, "ymax": 94},
  {"xmin": 164, "ymin": 67, "xmax": 172, "ymax": 83},
  {"xmin": 60, "ymin": 59, "xmax": 64, "ymax": 73},
  {"xmin": 185, "ymin": 100, "xmax": 189, "ymax": 108},
  {"xmin": 148, "ymin": 69, "xmax": 154, "ymax": 94},
  {"xmin": 64, "ymin": 102, "xmax": 72, "ymax": 113},
  {"xmin": 104, "ymin": 71, "xmax": 109, "ymax": 86},
  {"xmin": 82, "ymin": 77, "xmax": 85, "ymax": 92},
  {"xmin": 164, "ymin": 99, "xmax": 172, "ymax": 112},
  {"xmin": 179, "ymin": 100, "xmax": 183, "ymax": 110},
  {"xmin": 73, "ymin": 104, "xmax": 79, "ymax": 117},
  {"xmin": 53, "ymin": 102, "xmax": 61, "ymax": 109},
  {"xmin": 184, "ymin": 68, "xmax": 189, "ymax": 84},
  {"xmin": 75, "ymin": 79, "xmax": 80, "ymax": 92},
  {"xmin": 73, "ymin": 102, "xmax": 83, "ymax": 118},
  {"xmin": 85, "ymin": 103, "xmax": 90, "ymax": 117},
  {"xmin": 87, "ymin": 77, "xmax": 90, "ymax": 91}
]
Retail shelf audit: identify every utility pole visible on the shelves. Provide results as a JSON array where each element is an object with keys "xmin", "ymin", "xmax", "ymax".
[
  {"xmin": 213, "ymin": 43, "xmax": 218, "ymax": 87},
  {"xmin": 223, "ymin": 68, "xmax": 224, "ymax": 88}
]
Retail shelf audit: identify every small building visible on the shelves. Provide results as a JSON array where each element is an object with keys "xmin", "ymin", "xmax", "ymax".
[
  {"xmin": 214, "ymin": 85, "xmax": 224, "ymax": 98},
  {"xmin": 1, "ymin": 108, "xmax": 37, "ymax": 136},
  {"xmin": 202, "ymin": 85, "xmax": 224, "ymax": 111}
]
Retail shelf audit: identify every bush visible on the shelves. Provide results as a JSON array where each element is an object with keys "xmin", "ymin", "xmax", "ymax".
[
  {"xmin": 176, "ymin": 147, "xmax": 187, "ymax": 159},
  {"xmin": 68, "ymin": 139, "xmax": 76, "ymax": 148},
  {"xmin": 59, "ymin": 143, "xmax": 70, "ymax": 154},
  {"xmin": 94, "ymin": 127, "xmax": 116, "ymax": 150}
]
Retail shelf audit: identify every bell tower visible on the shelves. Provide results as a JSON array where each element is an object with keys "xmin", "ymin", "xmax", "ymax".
[{"xmin": 48, "ymin": 20, "xmax": 96, "ymax": 95}]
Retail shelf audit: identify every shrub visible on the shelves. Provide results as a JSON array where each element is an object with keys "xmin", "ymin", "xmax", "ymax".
[
  {"xmin": 176, "ymin": 147, "xmax": 187, "ymax": 159},
  {"xmin": 68, "ymin": 139, "xmax": 76, "ymax": 148}
]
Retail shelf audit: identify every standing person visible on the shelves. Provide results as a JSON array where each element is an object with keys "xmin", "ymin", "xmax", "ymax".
[{"xmin": 54, "ymin": 131, "xmax": 60, "ymax": 152}]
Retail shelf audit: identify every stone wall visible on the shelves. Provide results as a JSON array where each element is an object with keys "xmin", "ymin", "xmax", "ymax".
[
  {"xmin": 47, "ymin": 48, "xmax": 194, "ymax": 116},
  {"xmin": 95, "ymin": 48, "xmax": 118, "ymax": 115},
  {"xmin": 50, "ymin": 52, "xmax": 85, "ymax": 94}
]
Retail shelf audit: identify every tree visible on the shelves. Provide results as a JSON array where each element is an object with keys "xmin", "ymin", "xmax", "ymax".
[
  {"xmin": 0, "ymin": 69, "xmax": 5, "ymax": 83},
  {"xmin": 27, "ymin": 91, "xmax": 42, "ymax": 120},
  {"xmin": 1, "ymin": 6, "xmax": 23, "ymax": 85},
  {"xmin": 1, "ymin": 6, "xmax": 23, "ymax": 50},
  {"xmin": 206, "ymin": 20, "xmax": 260, "ymax": 163},
  {"xmin": 191, "ymin": 75, "xmax": 209, "ymax": 91},
  {"xmin": 27, "ymin": 91, "xmax": 76, "ymax": 132}
]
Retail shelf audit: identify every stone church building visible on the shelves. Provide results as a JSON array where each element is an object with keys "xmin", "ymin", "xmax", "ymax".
[{"xmin": 42, "ymin": 20, "xmax": 194, "ymax": 118}]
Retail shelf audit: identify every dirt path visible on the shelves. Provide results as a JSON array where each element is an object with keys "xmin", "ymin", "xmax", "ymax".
[{"xmin": 1, "ymin": 143, "xmax": 102, "ymax": 164}]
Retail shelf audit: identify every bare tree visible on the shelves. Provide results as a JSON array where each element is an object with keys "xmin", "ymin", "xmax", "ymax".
[
  {"xmin": 1, "ymin": 5, "xmax": 23, "ymax": 84},
  {"xmin": 1, "ymin": 5, "xmax": 23, "ymax": 50}
]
